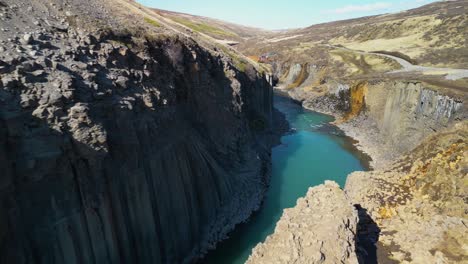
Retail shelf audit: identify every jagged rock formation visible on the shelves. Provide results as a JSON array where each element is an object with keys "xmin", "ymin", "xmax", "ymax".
[
  {"xmin": 247, "ymin": 181, "xmax": 359, "ymax": 264},
  {"xmin": 0, "ymin": 0, "xmax": 279, "ymax": 263}
]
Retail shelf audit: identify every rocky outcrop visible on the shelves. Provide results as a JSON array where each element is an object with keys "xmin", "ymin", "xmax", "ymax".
[
  {"xmin": 345, "ymin": 122, "xmax": 467, "ymax": 263},
  {"xmin": 0, "ymin": 0, "xmax": 278, "ymax": 263},
  {"xmin": 247, "ymin": 181, "xmax": 360, "ymax": 264},
  {"xmin": 248, "ymin": 121, "xmax": 467, "ymax": 264}
]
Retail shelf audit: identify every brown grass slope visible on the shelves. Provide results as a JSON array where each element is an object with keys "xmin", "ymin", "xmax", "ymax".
[
  {"xmin": 239, "ymin": 0, "xmax": 468, "ymax": 68},
  {"xmin": 151, "ymin": 9, "xmax": 271, "ymax": 42}
]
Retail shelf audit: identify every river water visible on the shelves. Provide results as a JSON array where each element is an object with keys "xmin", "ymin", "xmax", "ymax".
[{"xmin": 201, "ymin": 94, "xmax": 370, "ymax": 264}]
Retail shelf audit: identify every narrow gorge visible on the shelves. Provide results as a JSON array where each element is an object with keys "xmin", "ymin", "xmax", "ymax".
[
  {"xmin": 1, "ymin": 0, "xmax": 467, "ymax": 263},
  {"xmin": 201, "ymin": 95, "xmax": 369, "ymax": 264}
]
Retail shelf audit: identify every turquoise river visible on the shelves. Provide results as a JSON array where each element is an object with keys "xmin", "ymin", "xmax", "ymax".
[{"xmin": 202, "ymin": 94, "xmax": 370, "ymax": 264}]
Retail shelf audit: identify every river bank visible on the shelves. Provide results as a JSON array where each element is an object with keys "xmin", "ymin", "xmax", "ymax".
[
  {"xmin": 275, "ymin": 87, "xmax": 385, "ymax": 169},
  {"xmin": 200, "ymin": 94, "xmax": 370, "ymax": 264},
  {"xmin": 276, "ymin": 73, "xmax": 466, "ymax": 169}
]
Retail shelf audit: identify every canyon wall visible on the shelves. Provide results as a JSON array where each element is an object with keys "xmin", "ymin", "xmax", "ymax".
[
  {"xmin": 0, "ymin": 0, "xmax": 278, "ymax": 263},
  {"xmin": 339, "ymin": 80, "xmax": 465, "ymax": 166},
  {"xmin": 277, "ymin": 63, "xmax": 466, "ymax": 167}
]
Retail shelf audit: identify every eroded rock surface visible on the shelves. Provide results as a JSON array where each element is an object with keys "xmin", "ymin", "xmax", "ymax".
[
  {"xmin": 248, "ymin": 122, "xmax": 467, "ymax": 264},
  {"xmin": 346, "ymin": 122, "xmax": 468, "ymax": 263},
  {"xmin": 247, "ymin": 181, "xmax": 359, "ymax": 264}
]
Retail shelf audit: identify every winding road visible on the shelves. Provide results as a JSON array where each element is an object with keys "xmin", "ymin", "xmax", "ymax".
[
  {"xmin": 324, "ymin": 44, "xmax": 468, "ymax": 80},
  {"xmin": 370, "ymin": 52, "xmax": 468, "ymax": 80}
]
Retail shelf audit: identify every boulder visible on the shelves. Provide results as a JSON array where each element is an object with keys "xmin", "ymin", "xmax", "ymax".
[{"xmin": 21, "ymin": 33, "xmax": 33, "ymax": 45}]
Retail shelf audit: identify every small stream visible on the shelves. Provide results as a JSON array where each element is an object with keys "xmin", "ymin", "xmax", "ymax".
[{"xmin": 201, "ymin": 94, "xmax": 370, "ymax": 264}]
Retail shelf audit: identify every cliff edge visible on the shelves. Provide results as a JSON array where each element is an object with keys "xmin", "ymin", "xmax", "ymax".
[
  {"xmin": 248, "ymin": 122, "xmax": 467, "ymax": 263},
  {"xmin": 345, "ymin": 122, "xmax": 467, "ymax": 263},
  {"xmin": 247, "ymin": 181, "xmax": 359, "ymax": 264}
]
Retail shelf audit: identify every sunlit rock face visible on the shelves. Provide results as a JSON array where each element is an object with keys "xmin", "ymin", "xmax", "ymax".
[
  {"xmin": 276, "ymin": 68, "xmax": 465, "ymax": 167},
  {"xmin": 380, "ymin": 82, "xmax": 464, "ymax": 152},
  {"xmin": 247, "ymin": 181, "xmax": 360, "ymax": 264}
]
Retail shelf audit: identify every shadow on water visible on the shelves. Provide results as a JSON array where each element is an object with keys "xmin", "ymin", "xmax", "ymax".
[
  {"xmin": 201, "ymin": 94, "xmax": 372, "ymax": 264},
  {"xmin": 315, "ymin": 124, "xmax": 372, "ymax": 170}
]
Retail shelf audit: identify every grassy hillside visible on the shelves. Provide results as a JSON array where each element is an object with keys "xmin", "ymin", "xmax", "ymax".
[
  {"xmin": 238, "ymin": 0, "xmax": 468, "ymax": 69},
  {"xmin": 151, "ymin": 9, "xmax": 270, "ymax": 42}
]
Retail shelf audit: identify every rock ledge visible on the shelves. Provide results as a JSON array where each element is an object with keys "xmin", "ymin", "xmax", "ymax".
[{"xmin": 247, "ymin": 181, "xmax": 359, "ymax": 264}]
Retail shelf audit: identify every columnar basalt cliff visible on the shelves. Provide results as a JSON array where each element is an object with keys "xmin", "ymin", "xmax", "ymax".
[
  {"xmin": 0, "ymin": 0, "xmax": 280, "ymax": 263},
  {"xmin": 274, "ymin": 62, "xmax": 466, "ymax": 167},
  {"xmin": 338, "ymin": 80, "xmax": 466, "ymax": 167}
]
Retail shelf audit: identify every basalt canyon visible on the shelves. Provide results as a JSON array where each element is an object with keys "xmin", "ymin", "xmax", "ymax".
[{"xmin": 0, "ymin": 0, "xmax": 466, "ymax": 263}]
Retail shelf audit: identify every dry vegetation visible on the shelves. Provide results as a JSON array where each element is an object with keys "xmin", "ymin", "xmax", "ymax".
[
  {"xmin": 330, "ymin": 50, "xmax": 401, "ymax": 75},
  {"xmin": 238, "ymin": 1, "xmax": 468, "ymax": 69}
]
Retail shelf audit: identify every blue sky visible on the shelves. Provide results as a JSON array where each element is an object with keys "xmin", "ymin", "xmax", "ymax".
[{"xmin": 136, "ymin": 0, "xmax": 438, "ymax": 29}]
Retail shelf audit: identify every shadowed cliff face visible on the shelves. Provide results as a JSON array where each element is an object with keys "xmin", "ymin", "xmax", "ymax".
[{"xmin": 0, "ymin": 14, "xmax": 276, "ymax": 263}]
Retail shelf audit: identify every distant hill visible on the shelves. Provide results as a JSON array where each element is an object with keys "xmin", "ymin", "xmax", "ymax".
[{"xmin": 237, "ymin": 0, "xmax": 468, "ymax": 68}]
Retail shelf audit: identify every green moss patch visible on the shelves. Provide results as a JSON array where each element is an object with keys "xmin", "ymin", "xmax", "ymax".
[
  {"xmin": 144, "ymin": 17, "xmax": 161, "ymax": 27},
  {"xmin": 171, "ymin": 17, "xmax": 236, "ymax": 37}
]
